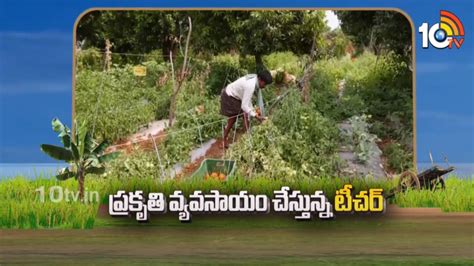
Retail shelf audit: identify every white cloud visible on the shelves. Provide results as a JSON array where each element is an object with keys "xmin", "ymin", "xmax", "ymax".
[
  {"xmin": 418, "ymin": 110, "xmax": 474, "ymax": 127},
  {"xmin": 0, "ymin": 81, "xmax": 70, "ymax": 94},
  {"xmin": 325, "ymin": 11, "xmax": 340, "ymax": 31},
  {"xmin": 0, "ymin": 31, "xmax": 71, "ymax": 42},
  {"xmin": 416, "ymin": 62, "xmax": 474, "ymax": 74}
]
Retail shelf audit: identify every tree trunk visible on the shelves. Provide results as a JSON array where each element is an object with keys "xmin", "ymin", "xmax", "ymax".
[
  {"xmin": 168, "ymin": 17, "xmax": 192, "ymax": 127},
  {"xmin": 78, "ymin": 168, "xmax": 85, "ymax": 201},
  {"xmin": 255, "ymin": 54, "xmax": 264, "ymax": 72}
]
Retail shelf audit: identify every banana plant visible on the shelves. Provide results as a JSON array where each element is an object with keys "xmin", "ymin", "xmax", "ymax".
[{"xmin": 40, "ymin": 118, "xmax": 120, "ymax": 200}]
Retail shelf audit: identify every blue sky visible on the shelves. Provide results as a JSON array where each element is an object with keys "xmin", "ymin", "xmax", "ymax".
[{"xmin": 0, "ymin": 0, "xmax": 473, "ymax": 163}]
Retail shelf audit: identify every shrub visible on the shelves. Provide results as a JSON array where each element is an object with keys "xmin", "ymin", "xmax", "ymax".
[
  {"xmin": 263, "ymin": 51, "xmax": 303, "ymax": 76},
  {"xmin": 76, "ymin": 47, "xmax": 103, "ymax": 72},
  {"xmin": 141, "ymin": 60, "xmax": 169, "ymax": 88},
  {"xmin": 239, "ymin": 55, "xmax": 257, "ymax": 73},
  {"xmin": 383, "ymin": 142, "xmax": 413, "ymax": 172},
  {"xmin": 231, "ymin": 91, "xmax": 340, "ymax": 179},
  {"xmin": 272, "ymin": 91, "xmax": 340, "ymax": 177},
  {"xmin": 229, "ymin": 120, "xmax": 297, "ymax": 180},
  {"xmin": 344, "ymin": 53, "xmax": 412, "ymax": 136},
  {"xmin": 144, "ymin": 49, "xmax": 165, "ymax": 63},
  {"xmin": 75, "ymin": 65, "xmax": 173, "ymax": 142},
  {"xmin": 206, "ymin": 54, "xmax": 246, "ymax": 95},
  {"xmin": 102, "ymin": 148, "xmax": 163, "ymax": 179}
]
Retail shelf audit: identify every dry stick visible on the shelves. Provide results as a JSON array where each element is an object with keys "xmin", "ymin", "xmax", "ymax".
[
  {"xmin": 301, "ymin": 32, "xmax": 318, "ymax": 103},
  {"xmin": 221, "ymin": 120, "xmax": 226, "ymax": 154},
  {"xmin": 168, "ymin": 50, "xmax": 177, "ymax": 126},
  {"xmin": 227, "ymin": 116, "xmax": 239, "ymax": 175},
  {"xmin": 168, "ymin": 16, "xmax": 192, "ymax": 127},
  {"xmin": 91, "ymin": 41, "xmax": 112, "ymax": 137},
  {"xmin": 181, "ymin": 17, "xmax": 192, "ymax": 80},
  {"xmin": 247, "ymin": 118, "xmax": 254, "ymax": 179},
  {"xmin": 150, "ymin": 134, "xmax": 166, "ymax": 183}
]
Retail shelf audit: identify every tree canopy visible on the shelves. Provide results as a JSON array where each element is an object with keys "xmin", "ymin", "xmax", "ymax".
[
  {"xmin": 77, "ymin": 10, "xmax": 327, "ymax": 69},
  {"xmin": 335, "ymin": 11, "xmax": 412, "ymax": 60}
]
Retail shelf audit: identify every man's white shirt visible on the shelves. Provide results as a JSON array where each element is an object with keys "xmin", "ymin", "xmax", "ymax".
[{"xmin": 225, "ymin": 74, "xmax": 259, "ymax": 117}]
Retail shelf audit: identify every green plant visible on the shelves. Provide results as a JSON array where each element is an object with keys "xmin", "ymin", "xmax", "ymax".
[
  {"xmin": 230, "ymin": 120, "xmax": 297, "ymax": 180},
  {"xmin": 348, "ymin": 115, "xmax": 381, "ymax": 163},
  {"xmin": 101, "ymin": 148, "xmax": 163, "ymax": 179},
  {"xmin": 76, "ymin": 47, "xmax": 103, "ymax": 72},
  {"xmin": 230, "ymin": 91, "xmax": 340, "ymax": 179},
  {"xmin": 263, "ymin": 52, "xmax": 303, "ymax": 76},
  {"xmin": 40, "ymin": 118, "xmax": 119, "ymax": 199},
  {"xmin": 344, "ymin": 53, "xmax": 412, "ymax": 139},
  {"xmin": 395, "ymin": 178, "xmax": 474, "ymax": 212},
  {"xmin": 383, "ymin": 142, "xmax": 412, "ymax": 172},
  {"xmin": 75, "ymin": 65, "xmax": 173, "ymax": 141},
  {"xmin": 205, "ymin": 54, "xmax": 246, "ymax": 95}
]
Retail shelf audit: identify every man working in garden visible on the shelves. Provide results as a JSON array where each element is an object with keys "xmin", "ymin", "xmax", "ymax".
[{"xmin": 220, "ymin": 70, "xmax": 273, "ymax": 148}]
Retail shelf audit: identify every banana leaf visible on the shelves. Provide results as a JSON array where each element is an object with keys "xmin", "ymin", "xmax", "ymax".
[{"xmin": 40, "ymin": 144, "xmax": 73, "ymax": 162}]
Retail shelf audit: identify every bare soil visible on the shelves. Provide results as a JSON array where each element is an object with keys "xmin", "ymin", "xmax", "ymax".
[
  {"xmin": 178, "ymin": 130, "xmax": 246, "ymax": 178},
  {"xmin": 1, "ymin": 208, "xmax": 473, "ymax": 264}
]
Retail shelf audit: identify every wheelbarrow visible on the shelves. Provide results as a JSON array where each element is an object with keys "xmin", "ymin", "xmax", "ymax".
[{"xmin": 398, "ymin": 165, "xmax": 454, "ymax": 192}]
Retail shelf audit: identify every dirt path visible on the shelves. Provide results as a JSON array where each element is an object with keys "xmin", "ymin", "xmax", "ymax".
[
  {"xmin": 1, "ymin": 212, "xmax": 472, "ymax": 264},
  {"xmin": 106, "ymin": 120, "xmax": 169, "ymax": 154},
  {"xmin": 179, "ymin": 130, "xmax": 246, "ymax": 178}
]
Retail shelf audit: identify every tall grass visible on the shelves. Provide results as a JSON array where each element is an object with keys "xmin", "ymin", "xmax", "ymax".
[
  {"xmin": 395, "ymin": 178, "xmax": 473, "ymax": 212},
  {"xmin": 0, "ymin": 176, "xmax": 471, "ymax": 228},
  {"xmin": 0, "ymin": 177, "xmax": 101, "ymax": 229}
]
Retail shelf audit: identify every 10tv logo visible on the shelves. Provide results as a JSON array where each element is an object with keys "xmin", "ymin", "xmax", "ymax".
[{"xmin": 419, "ymin": 11, "xmax": 465, "ymax": 49}]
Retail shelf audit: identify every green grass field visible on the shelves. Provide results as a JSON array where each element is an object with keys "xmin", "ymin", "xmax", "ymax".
[{"xmin": 0, "ymin": 175, "xmax": 472, "ymax": 229}]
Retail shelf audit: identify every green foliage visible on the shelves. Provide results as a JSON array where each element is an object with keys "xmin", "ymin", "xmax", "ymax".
[
  {"xmin": 76, "ymin": 47, "xmax": 103, "ymax": 71},
  {"xmin": 310, "ymin": 52, "xmax": 412, "ymax": 170},
  {"xmin": 263, "ymin": 52, "xmax": 303, "ymax": 76},
  {"xmin": 0, "ymin": 177, "xmax": 103, "ymax": 229},
  {"xmin": 227, "ymin": 11, "xmax": 326, "ymax": 67},
  {"xmin": 344, "ymin": 53, "xmax": 413, "ymax": 141},
  {"xmin": 230, "ymin": 121, "xmax": 297, "ymax": 180},
  {"xmin": 347, "ymin": 115, "xmax": 380, "ymax": 163},
  {"xmin": 40, "ymin": 118, "xmax": 119, "ymax": 199},
  {"xmin": 231, "ymin": 91, "xmax": 340, "ymax": 179},
  {"xmin": 336, "ymin": 11, "xmax": 412, "ymax": 61},
  {"xmin": 160, "ymin": 130, "xmax": 195, "ymax": 165},
  {"xmin": 77, "ymin": 11, "xmax": 188, "ymax": 60},
  {"xmin": 383, "ymin": 142, "xmax": 413, "ymax": 172},
  {"xmin": 272, "ymin": 91, "xmax": 341, "ymax": 176},
  {"xmin": 75, "ymin": 64, "xmax": 173, "ymax": 142},
  {"xmin": 144, "ymin": 49, "xmax": 165, "ymax": 63},
  {"xmin": 205, "ymin": 54, "xmax": 246, "ymax": 95},
  {"xmin": 319, "ymin": 29, "xmax": 351, "ymax": 59},
  {"xmin": 77, "ymin": 10, "xmax": 328, "ymax": 69},
  {"xmin": 40, "ymin": 118, "xmax": 119, "ymax": 179},
  {"xmin": 175, "ymin": 95, "xmax": 222, "ymax": 143},
  {"xmin": 159, "ymin": 82, "xmax": 225, "ymax": 165},
  {"xmin": 395, "ymin": 178, "xmax": 474, "ymax": 212},
  {"xmin": 102, "ymin": 148, "xmax": 163, "ymax": 179},
  {"xmin": 238, "ymin": 55, "xmax": 257, "ymax": 73},
  {"xmin": 310, "ymin": 54, "xmax": 375, "ymax": 120},
  {"xmin": 141, "ymin": 60, "xmax": 169, "ymax": 88}
]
